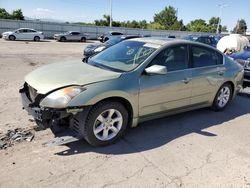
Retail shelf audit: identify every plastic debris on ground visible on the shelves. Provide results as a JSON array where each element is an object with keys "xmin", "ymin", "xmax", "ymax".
[{"xmin": 0, "ymin": 128, "xmax": 34, "ymax": 150}]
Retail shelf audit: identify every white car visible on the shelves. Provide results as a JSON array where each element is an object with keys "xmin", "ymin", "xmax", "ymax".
[{"xmin": 2, "ymin": 28, "xmax": 44, "ymax": 41}]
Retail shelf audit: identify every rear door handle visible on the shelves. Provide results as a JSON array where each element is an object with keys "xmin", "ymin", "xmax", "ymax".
[{"xmin": 182, "ymin": 78, "xmax": 192, "ymax": 84}]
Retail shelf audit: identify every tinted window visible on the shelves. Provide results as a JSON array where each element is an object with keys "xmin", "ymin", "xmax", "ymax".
[
  {"xmin": 27, "ymin": 29, "xmax": 36, "ymax": 33},
  {"xmin": 150, "ymin": 45, "xmax": 189, "ymax": 72},
  {"xmin": 18, "ymin": 29, "xmax": 27, "ymax": 33},
  {"xmin": 72, "ymin": 32, "xmax": 80, "ymax": 35},
  {"xmin": 192, "ymin": 46, "xmax": 223, "ymax": 68}
]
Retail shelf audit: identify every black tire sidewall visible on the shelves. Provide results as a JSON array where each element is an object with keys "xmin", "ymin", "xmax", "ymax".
[
  {"xmin": 84, "ymin": 102, "xmax": 128, "ymax": 146},
  {"xmin": 212, "ymin": 83, "xmax": 232, "ymax": 111},
  {"xmin": 9, "ymin": 35, "xmax": 15, "ymax": 41},
  {"xmin": 60, "ymin": 37, "xmax": 66, "ymax": 42},
  {"xmin": 34, "ymin": 36, "xmax": 40, "ymax": 41},
  {"xmin": 81, "ymin": 37, "xmax": 86, "ymax": 42}
]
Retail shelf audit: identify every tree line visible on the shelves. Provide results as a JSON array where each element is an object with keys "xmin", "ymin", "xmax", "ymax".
[
  {"xmin": 0, "ymin": 8, "xmax": 24, "ymax": 20},
  {"xmin": 0, "ymin": 6, "xmax": 247, "ymax": 34}
]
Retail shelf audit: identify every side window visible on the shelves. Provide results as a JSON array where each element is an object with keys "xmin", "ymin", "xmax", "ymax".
[
  {"xmin": 28, "ymin": 30, "xmax": 36, "ymax": 33},
  {"xmin": 150, "ymin": 45, "xmax": 189, "ymax": 72},
  {"xmin": 72, "ymin": 32, "xmax": 80, "ymax": 35},
  {"xmin": 192, "ymin": 46, "xmax": 223, "ymax": 68}
]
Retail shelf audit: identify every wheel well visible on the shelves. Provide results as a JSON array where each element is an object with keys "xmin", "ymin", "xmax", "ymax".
[
  {"xmin": 9, "ymin": 35, "xmax": 15, "ymax": 39},
  {"xmin": 95, "ymin": 97, "xmax": 134, "ymax": 127},
  {"xmin": 224, "ymin": 81, "xmax": 235, "ymax": 96}
]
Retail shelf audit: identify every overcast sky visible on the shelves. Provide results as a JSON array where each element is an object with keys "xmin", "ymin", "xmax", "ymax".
[{"xmin": 1, "ymin": 0, "xmax": 249, "ymax": 31}]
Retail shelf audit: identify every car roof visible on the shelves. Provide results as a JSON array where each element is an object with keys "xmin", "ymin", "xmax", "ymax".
[
  {"xmin": 17, "ymin": 28, "xmax": 36, "ymax": 30},
  {"xmin": 129, "ymin": 37, "xmax": 223, "ymax": 53}
]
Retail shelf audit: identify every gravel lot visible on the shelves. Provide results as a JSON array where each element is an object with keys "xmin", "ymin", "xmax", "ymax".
[{"xmin": 0, "ymin": 39, "xmax": 250, "ymax": 188}]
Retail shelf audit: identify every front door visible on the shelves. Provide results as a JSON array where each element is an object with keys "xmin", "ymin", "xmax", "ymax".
[{"xmin": 139, "ymin": 45, "xmax": 193, "ymax": 117}]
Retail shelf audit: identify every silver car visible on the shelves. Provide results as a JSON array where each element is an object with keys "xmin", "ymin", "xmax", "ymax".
[
  {"xmin": 54, "ymin": 31, "xmax": 88, "ymax": 42},
  {"xmin": 2, "ymin": 28, "xmax": 44, "ymax": 41}
]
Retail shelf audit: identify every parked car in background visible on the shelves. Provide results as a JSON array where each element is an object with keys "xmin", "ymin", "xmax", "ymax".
[
  {"xmin": 183, "ymin": 35, "xmax": 217, "ymax": 48},
  {"xmin": 54, "ymin": 31, "xmax": 88, "ymax": 42},
  {"xmin": 2, "ymin": 28, "xmax": 44, "ymax": 41},
  {"xmin": 83, "ymin": 35, "xmax": 140, "ymax": 59},
  {"xmin": 20, "ymin": 38, "xmax": 243, "ymax": 146},
  {"xmin": 98, "ymin": 31, "xmax": 123, "ymax": 42},
  {"xmin": 230, "ymin": 46, "xmax": 250, "ymax": 87}
]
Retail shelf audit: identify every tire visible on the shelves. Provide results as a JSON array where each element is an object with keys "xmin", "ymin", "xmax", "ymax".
[
  {"xmin": 80, "ymin": 37, "xmax": 86, "ymax": 42},
  {"xmin": 103, "ymin": 37, "xmax": 109, "ymax": 42},
  {"xmin": 34, "ymin": 36, "xmax": 40, "ymax": 42},
  {"xmin": 60, "ymin": 37, "xmax": 66, "ymax": 42},
  {"xmin": 49, "ymin": 119, "xmax": 68, "ymax": 135},
  {"xmin": 211, "ymin": 83, "xmax": 233, "ymax": 111},
  {"xmin": 9, "ymin": 35, "xmax": 16, "ymax": 41},
  {"xmin": 84, "ymin": 101, "xmax": 128, "ymax": 146}
]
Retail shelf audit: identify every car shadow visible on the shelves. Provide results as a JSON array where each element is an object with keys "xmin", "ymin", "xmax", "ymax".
[{"xmin": 55, "ymin": 94, "xmax": 250, "ymax": 156}]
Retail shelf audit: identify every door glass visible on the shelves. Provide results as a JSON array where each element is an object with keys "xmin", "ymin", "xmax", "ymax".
[
  {"xmin": 192, "ymin": 46, "xmax": 223, "ymax": 68},
  {"xmin": 150, "ymin": 45, "xmax": 189, "ymax": 72}
]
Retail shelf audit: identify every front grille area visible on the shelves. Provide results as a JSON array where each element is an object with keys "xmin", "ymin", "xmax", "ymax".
[{"xmin": 70, "ymin": 116, "xmax": 80, "ymax": 134}]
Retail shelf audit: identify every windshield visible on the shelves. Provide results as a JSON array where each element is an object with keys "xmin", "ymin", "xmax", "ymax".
[
  {"xmin": 88, "ymin": 40, "xmax": 158, "ymax": 72},
  {"xmin": 104, "ymin": 36, "xmax": 122, "ymax": 46}
]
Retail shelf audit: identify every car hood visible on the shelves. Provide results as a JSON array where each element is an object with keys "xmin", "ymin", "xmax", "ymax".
[
  {"xmin": 85, "ymin": 43, "xmax": 106, "ymax": 50},
  {"xmin": 2, "ymin": 31, "xmax": 13, "ymax": 35},
  {"xmin": 25, "ymin": 60, "xmax": 121, "ymax": 94}
]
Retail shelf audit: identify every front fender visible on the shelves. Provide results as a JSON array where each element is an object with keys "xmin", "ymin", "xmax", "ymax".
[{"xmin": 67, "ymin": 79, "xmax": 139, "ymax": 118}]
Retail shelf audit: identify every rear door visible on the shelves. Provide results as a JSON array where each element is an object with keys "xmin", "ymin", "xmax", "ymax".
[{"xmin": 190, "ymin": 45, "xmax": 225, "ymax": 105}]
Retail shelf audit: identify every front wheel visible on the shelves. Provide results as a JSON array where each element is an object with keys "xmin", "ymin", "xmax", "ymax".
[
  {"xmin": 9, "ymin": 35, "xmax": 16, "ymax": 41},
  {"xmin": 80, "ymin": 37, "xmax": 86, "ymax": 42},
  {"xmin": 84, "ymin": 101, "xmax": 128, "ymax": 146},
  {"xmin": 212, "ymin": 83, "xmax": 233, "ymax": 111},
  {"xmin": 34, "ymin": 36, "xmax": 40, "ymax": 42}
]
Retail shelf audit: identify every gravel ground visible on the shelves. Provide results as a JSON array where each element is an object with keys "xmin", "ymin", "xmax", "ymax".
[{"xmin": 0, "ymin": 39, "xmax": 250, "ymax": 188}]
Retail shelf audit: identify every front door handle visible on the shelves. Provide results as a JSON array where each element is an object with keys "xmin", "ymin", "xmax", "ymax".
[{"xmin": 182, "ymin": 77, "xmax": 192, "ymax": 84}]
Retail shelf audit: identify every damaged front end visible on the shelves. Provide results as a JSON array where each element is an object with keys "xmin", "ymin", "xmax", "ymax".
[{"xmin": 19, "ymin": 83, "xmax": 90, "ymax": 144}]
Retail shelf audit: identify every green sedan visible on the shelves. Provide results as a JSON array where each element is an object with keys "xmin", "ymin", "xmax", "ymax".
[{"xmin": 20, "ymin": 38, "xmax": 244, "ymax": 146}]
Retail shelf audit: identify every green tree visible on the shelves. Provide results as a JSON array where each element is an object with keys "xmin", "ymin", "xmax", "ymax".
[
  {"xmin": 170, "ymin": 20, "xmax": 186, "ymax": 31},
  {"xmin": 0, "ymin": 8, "xmax": 11, "ymax": 19},
  {"xmin": 233, "ymin": 19, "xmax": 247, "ymax": 34},
  {"xmin": 11, "ymin": 9, "xmax": 24, "ymax": 20},
  {"xmin": 94, "ymin": 14, "xmax": 110, "ymax": 26},
  {"xmin": 208, "ymin": 17, "xmax": 220, "ymax": 33},
  {"xmin": 147, "ymin": 22, "xmax": 165, "ymax": 30},
  {"xmin": 153, "ymin": 6, "xmax": 178, "ymax": 30},
  {"xmin": 186, "ymin": 19, "xmax": 210, "ymax": 32}
]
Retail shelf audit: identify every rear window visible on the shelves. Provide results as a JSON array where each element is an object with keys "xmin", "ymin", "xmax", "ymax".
[{"xmin": 192, "ymin": 46, "xmax": 223, "ymax": 68}]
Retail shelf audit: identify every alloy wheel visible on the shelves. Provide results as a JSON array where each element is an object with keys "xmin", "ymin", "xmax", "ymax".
[
  {"xmin": 93, "ymin": 109, "xmax": 123, "ymax": 141},
  {"xmin": 217, "ymin": 86, "xmax": 231, "ymax": 108}
]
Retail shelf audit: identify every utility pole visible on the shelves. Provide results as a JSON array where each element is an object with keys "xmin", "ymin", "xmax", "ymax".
[
  {"xmin": 216, "ymin": 4, "xmax": 228, "ymax": 34},
  {"xmin": 109, "ymin": 0, "xmax": 112, "ymax": 28}
]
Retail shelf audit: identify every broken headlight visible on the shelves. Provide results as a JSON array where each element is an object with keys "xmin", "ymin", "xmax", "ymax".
[{"xmin": 40, "ymin": 86, "xmax": 86, "ymax": 108}]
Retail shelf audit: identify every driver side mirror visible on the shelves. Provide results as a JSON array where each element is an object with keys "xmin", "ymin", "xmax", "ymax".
[
  {"xmin": 15, "ymin": 31, "xmax": 19, "ymax": 34},
  {"xmin": 145, "ymin": 65, "xmax": 167, "ymax": 75}
]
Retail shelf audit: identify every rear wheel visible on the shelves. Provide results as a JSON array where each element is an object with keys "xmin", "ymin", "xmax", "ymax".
[
  {"xmin": 9, "ymin": 35, "xmax": 16, "ymax": 41},
  {"xmin": 34, "ymin": 36, "xmax": 40, "ymax": 42},
  {"xmin": 212, "ymin": 83, "xmax": 232, "ymax": 111},
  {"xmin": 84, "ymin": 101, "xmax": 128, "ymax": 146}
]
